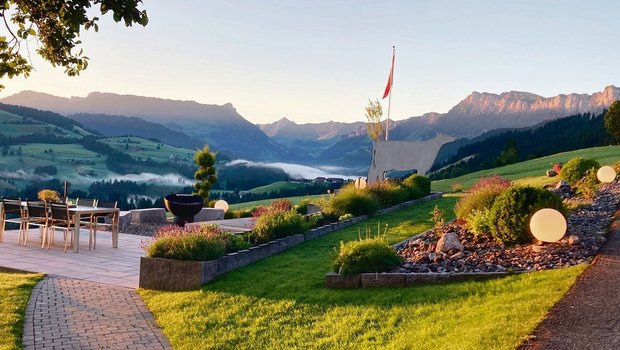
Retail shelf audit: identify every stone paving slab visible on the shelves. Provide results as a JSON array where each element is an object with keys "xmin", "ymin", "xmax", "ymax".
[
  {"xmin": 0, "ymin": 228, "xmax": 145, "ymax": 288},
  {"xmin": 23, "ymin": 275, "xmax": 172, "ymax": 350},
  {"xmin": 520, "ymin": 211, "xmax": 620, "ymax": 350}
]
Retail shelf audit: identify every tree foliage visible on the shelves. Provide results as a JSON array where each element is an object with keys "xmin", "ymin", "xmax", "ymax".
[
  {"xmin": 0, "ymin": 0, "xmax": 148, "ymax": 89},
  {"xmin": 194, "ymin": 145, "xmax": 217, "ymax": 202},
  {"xmin": 604, "ymin": 100, "xmax": 620, "ymax": 143},
  {"xmin": 365, "ymin": 98, "xmax": 384, "ymax": 142}
]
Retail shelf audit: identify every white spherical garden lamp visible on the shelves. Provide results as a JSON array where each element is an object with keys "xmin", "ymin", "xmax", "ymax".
[
  {"xmin": 529, "ymin": 208, "xmax": 567, "ymax": 243},
  {"xmin": 214, "ymin": 200, "xmax": 229, "ymax": 212},
  {"xmin": 597, "ymin": 166, "xmax": 617, "ymax": 183}
]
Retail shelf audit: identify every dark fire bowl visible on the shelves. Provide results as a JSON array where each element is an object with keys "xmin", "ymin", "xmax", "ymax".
[{"xmin": 164, "ymin": 194, "xmax": 204, "ymax": 227}]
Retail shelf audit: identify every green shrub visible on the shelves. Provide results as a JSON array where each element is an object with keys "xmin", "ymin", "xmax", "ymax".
[
  {"xmin": 466, "ymin": 209, "xmax": 493, "ymax": 237},
  {"xmin": 575, "ymin": 167, "xmax": 599, "ymax": 200},
  {"xmin": 402, "ymin": 174, "xmax": 431, "ymax": 199},
  {"xmin": 145, "ymin": 225, "xmax": 226, "ymax": 261},
  {"xmin": 250, "ymin": 209, "xmax": 311, "ymax": 244},
  {"xmin": 295, "ymin": 197, "xmax": 312, "ymax": 215},
  {"xmin": 333, "ymin": 237, "xmax": 403, "ymax": 275},
  {"xmin": 338, "ymin": 213, "xmax": 354, "ymax": 221},
  {"xmin": 455, "ymin": 176, "xmax": 512, "ymax": 220},
  {"xmin": 560, "ymin": 157, "xmax": 600, "ymax": 185},
  {"xmin": 366, "ymin": 181, "xmax": 409, "ymax": 208},
  {"xmin": 222, "ymin": 232, "xmax": 251, "ymax": 253},
  {"xmin": 488, "ymin": 186, "xmax": 566, "ymax": 245},
  {"xmin": 325, "ymin": 184, "xmax": 380, "ymax": 217}
]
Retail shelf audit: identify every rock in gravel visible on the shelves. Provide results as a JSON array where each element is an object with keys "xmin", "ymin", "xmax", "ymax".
[
  {"xmin": 435, "ymin": 232, "xmax": 464, "ymax": 254},
  {"xmin": 568, "ymin": 235, "xmax": 581, "ymax": 245},
  {"xmin": 450, "ymin": 251, "xmax": 465, "ymax": 260}
]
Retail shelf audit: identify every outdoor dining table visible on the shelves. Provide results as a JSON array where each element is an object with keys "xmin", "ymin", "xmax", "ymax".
[
  {"xmin": 67, "ymin": 205, "xmax": 120, "ymax": 253},
  {"xmin": 19, "ymin": 202, "xmax": 120, "ymax": 253}
]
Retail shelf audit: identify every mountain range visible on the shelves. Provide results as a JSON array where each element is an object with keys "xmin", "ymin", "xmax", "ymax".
[{"xmin": 2, "ymin": 85, "xmax": 618, "ymax": 174}]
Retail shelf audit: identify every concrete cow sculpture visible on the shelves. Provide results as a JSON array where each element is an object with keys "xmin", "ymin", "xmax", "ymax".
[{"xmin": 367, "ymin": 133, "xmax": 454, "ymax": 184}]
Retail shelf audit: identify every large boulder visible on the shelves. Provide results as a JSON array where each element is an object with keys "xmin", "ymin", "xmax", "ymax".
[
  {"xmin": 130, "ymin": 208, "xmax": 168, "ymax": 225},
  {"xmin": 435, "ymin": 232, "xmax": 464, "ymax": 254},
  {"xmin": 194, "ymin": 208, "xmax": 225, "ymax": 222}
]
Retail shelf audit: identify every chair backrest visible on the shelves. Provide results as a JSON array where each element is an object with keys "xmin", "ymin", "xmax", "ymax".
[
  {"xmin": 76, "ymin": 198, "xmax": 97, "ymax": 207},
  {"xmin": 50, "ymin": 203, "xmax": 70, "ymax": 222},
  {"xmin": 26, "ymin": 200, "xmax": 47, "ymax": 219},
  {"xmin": 96, "ymin": 200, "xmax": 117, "ymax": 209},
  {"xmin": 2, "ymin": 198, "xmax": 23, "ymax": 215}
]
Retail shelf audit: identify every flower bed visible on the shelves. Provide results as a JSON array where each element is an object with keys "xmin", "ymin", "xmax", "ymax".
[
  {"xmin": 326, "ymin": 182, "xmax": 620, "ymax": 289},
  {"xmin": 140, "ymin": 192, "xmax": 442, "ymax": 291}
]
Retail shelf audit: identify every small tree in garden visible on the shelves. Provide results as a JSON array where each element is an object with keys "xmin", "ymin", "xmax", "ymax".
[
  {"xmin": 194, "ymin": 145, "xmax": 217, "ymax": 203},
  {"xmin": 604, "ymin": 100, "xmax": 620, "ymax": 143},
  {"xmin": 365, "ymin": 99, "xmax": 384, "ymax": 141}
]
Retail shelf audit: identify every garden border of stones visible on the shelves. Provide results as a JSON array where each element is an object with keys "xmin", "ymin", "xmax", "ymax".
[
  {"xmin": 139, "ymin": 192, "xmax": 443, "ymax": 291},
  {"xmin": 325, "ymin": 223, "xmax": 529, "ymax": 289}
]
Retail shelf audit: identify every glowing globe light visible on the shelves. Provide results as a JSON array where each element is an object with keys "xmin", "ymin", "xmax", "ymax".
[
  {"xmin": 354, "ymin": 177, "xmax": 367, "ymax": 190},
  {"xmin": 214, "ymin": 200, "xmax": 229, "ymax": 212},
  {"xmin": 597, "ymin": 165, "xmax": 617, "ymax": 183},
  {"xmin": 529, "ymin": 208, "xmax": 567, "ymax": 243}
]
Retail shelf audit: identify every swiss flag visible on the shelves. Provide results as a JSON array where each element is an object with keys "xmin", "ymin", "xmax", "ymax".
[{"xmin": 382, "ymin": 50, "xmax": 395, "ymax": 99}]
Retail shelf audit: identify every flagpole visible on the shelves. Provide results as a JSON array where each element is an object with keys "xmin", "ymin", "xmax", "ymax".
[{"xmin": 385, "ymin": 46, "xmax": 394, "ymax": 141}]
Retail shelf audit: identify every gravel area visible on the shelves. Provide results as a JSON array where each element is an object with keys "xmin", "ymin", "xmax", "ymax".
[{"xmin": 395, "ymin": 182, "xmax": 620, "ymax": 274}]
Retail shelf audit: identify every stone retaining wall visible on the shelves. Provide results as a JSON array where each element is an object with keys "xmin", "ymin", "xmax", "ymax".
[
  {"xmin": 325, "ymin": 271, "xmax": 521, "ymax": 289},
  {"xmin": 139, "ymin": 192, "xmax": 442, "ymax": 291}
]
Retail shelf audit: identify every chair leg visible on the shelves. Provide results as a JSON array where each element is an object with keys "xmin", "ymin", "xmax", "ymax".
[{"xmin": 24, "ymin": 223, "xmax": 30, "ymax": 246}]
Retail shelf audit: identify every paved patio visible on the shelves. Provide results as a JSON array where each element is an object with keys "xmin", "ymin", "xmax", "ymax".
[{"xmin": 0, "ymin": 228, "xmax": 146, "ymax": 288}]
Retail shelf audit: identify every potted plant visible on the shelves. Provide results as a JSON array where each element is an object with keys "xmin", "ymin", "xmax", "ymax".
[{"xmin": 37, "ymin": 189, "xmax": 60, "ymax": 203}]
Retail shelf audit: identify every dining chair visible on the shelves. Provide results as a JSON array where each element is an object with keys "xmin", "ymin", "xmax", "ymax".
[
  {"xmin": 1, "ymin": 198, "xmax": 27, "ymax": 244},
  {"xmin": 47, "ymin": 203, "xmax": 73, "ymax": 253},
  {"xmin": 25, "ymin": 200, "xmax": 49, "ymax": 247},
  {"xmin": 90, "ymin": 200, "xmax": 118, "ymax": 250},
  {"xmin": 76, "ymin": 198, "xmax": 98, "ymax": 245}
]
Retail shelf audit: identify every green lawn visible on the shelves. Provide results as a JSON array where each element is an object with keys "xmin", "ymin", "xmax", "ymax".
[
  {"xmin": 0, "ymin": 272, "xmax": 42, "ymax": 350},
  {"xmin": 229, "ymin": 194, "xmax": 329, "ymax": 211},
  {"xmin": 140, "ymin": 197, "xmax": 585, "ymax": 349},
  {"xmin": 432, "ymin": 145, "xmax": 620, "ymax": 192}
]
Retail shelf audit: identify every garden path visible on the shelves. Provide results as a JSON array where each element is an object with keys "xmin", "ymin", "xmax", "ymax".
[
  {"xmin": 22, "ymin": 275, "xmax": 172, "ymax": 350},
  {"xmin": 520, "ymin": 210, "xmax": 620, "ymax": 350}
]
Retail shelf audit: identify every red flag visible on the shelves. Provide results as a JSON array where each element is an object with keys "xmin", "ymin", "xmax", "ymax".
[{"xmin": 382, "ymin": 50, "xmax": 395, "ymax": 99}]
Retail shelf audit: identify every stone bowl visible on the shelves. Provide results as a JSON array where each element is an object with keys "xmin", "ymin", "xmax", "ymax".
[{"xmin": 164, "ymin": 194, "xmax": 204, "ymax": 227}]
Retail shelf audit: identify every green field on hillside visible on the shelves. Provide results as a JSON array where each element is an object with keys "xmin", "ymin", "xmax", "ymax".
[
  {"xmin": 101, "ymin": 137, "xmax": 195, "ymax": 166},
  {"xmin": 229, "ymin": 194, "xmax": 329, "ymax": 210},
  {"xmin": 432, "ymin": 145, "xmax": 620, "ymax": 192},
  {"xmin": 0, "ymin": 110, "xmax": 86, "ymax": 138}
]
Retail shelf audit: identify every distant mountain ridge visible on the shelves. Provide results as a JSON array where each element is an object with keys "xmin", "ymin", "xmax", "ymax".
[
  {"xmin": 1, "ymin": 91, "xmax": 290, "ymax": 161},
  {"xmin": 2, "ymin": 85, "xmax": 618, "ymax": 172}
]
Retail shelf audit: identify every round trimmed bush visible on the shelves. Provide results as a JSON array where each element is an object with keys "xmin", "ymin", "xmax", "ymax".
[
  {"xmin": 560, "ymin": 157, "xmax": 600, "ymax": 185},
  {"xmin": 325, "ymin": 184, "xmax": 380, "ymax": 217},
  {"xmin": 488, "ymin": 186, "xmax": 566, "ymax": 245},
  {"xmin": 402, "ymin": 174, "xmax": 431, "ymax": 199},
  {"xmin": 366, "ymin": 181, "xmax": 409, "ymax": 208},
  {"xmin": 455, "ymin": 176, "xmax": 511, "ymax": 220},
  {"xmin": 333, "ymin": 237, "xmax": 403, "ymax": 275}
]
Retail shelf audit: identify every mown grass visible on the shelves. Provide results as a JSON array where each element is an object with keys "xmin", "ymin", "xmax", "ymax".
[
  {"xmin": 433, "ymin": 145, "xmax": 620, "ymax": 192},
  {"xmin": 140, "ymin": 197, "xmax": 585, "ymax": 349},
  {"xmin": 229, "ymin": 194, "xmax": 329, "ymax": 211},
  {"xmin": 0, "ymin": 272, "xmax": 42, "ymax": 350}
]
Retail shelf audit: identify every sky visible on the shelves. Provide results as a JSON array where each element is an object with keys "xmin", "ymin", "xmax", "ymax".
[{"xmin": 0, "ymin": 0, "xmax": 618, "ymax": 124}]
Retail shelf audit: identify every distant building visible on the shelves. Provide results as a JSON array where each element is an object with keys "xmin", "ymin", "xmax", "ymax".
[
  {"xmin": 314, "ymin": 177, "xmax": 326, "ymax": 183},
  {"xmin": 326, "ymin": 177, "xmax": 344, "ymax": 184}
]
